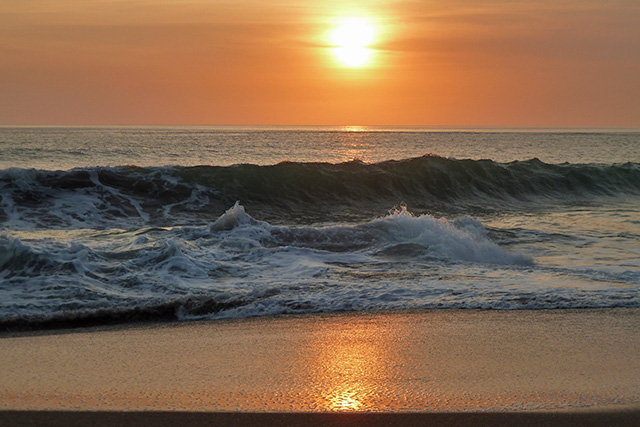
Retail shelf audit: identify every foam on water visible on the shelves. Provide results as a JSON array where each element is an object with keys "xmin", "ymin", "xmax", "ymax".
[
  {"xmin": 1, "ymin": 129, "xmax": 640, "ymax": 330},
  {"xmin": 210, "ymin": 201, "xmax": 256, "ymax": 232},
  {"xmin": 1, "ymin": 203, "xmax": 638, "ymax": 330}
]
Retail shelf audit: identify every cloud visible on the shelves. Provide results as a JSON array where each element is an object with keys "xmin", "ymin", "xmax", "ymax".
[{"xmin": 379, "ymin": 0, "xmax": 640, "ymax": 64}]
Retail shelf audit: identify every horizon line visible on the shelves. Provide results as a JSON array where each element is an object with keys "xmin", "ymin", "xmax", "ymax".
[{"xmin": 1, "ymin": 124, "xmax": 639, "ymax": 132}]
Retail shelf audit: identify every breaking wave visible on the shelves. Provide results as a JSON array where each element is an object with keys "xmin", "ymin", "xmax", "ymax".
[
  {"xmin": 0, "ymin": 203, "xmax": 542, "ymax": 331},
  {"xmin": 2, "ymin": 201, "xmax": 638, "ymax": 332},
  {"xmin": 2, "ymin": 156, "xmax": 639, "ymax": 229}
]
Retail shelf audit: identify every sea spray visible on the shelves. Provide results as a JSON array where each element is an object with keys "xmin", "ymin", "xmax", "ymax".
[{"xmin": 9, "ymin": 203, "xmax": 638, "ymax": 331}]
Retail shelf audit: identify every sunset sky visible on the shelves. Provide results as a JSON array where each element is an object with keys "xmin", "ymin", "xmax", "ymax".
[{"xmin": 1, "ymin": 0, "xmax": 638, "ymax": 127}]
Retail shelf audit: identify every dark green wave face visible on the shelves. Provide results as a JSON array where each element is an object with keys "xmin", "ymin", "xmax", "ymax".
[{"xmin": 2, "ymin": 156, "xmax": 639, "ymax": 229}]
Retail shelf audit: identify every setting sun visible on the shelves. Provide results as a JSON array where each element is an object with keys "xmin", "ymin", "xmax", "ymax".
[
  {"xmin": 330, "ymin": 18, "xmax": 376, "ymax": 67},
  {"xmin": 1, "ymin": 0, "xmax": 640, "ymax": 423}
]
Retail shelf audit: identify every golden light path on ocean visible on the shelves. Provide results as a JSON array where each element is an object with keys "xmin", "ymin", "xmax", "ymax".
[{"xmin": 303, "ymin": 314, "xmax": 400, "ymax": 411}]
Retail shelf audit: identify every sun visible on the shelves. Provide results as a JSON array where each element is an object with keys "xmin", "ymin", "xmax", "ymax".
[{"xmin": 330, "ymin": 18, "xmax": 376, "ymax": 67}]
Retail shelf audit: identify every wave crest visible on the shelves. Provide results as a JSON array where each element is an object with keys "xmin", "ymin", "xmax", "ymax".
[{"xmin": 1, "ymin": 156, "xmax": 639, "ymax": 229}]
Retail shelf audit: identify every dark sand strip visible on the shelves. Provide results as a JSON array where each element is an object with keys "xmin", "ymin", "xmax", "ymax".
[{"xmin": 2, "ymin": 409, "xmax": 640, "ymax": 427}]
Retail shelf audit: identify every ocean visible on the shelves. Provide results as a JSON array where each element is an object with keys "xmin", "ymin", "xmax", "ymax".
[{"xmin": 1, "ymin": 126, "xmax": 639, "ymax": 330}]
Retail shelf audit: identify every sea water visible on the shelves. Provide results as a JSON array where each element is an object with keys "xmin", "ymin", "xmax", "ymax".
[{"xmin": 1, "ymin": 127, "xmax": 639, "ymax": 329}]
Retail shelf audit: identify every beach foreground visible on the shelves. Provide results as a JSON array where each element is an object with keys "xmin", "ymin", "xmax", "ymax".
[{"xmin": 1, "ymin": 309, "xmax": 639, "ymax": 425}]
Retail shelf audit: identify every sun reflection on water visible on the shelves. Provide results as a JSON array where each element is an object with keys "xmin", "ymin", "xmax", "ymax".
[
  {"xmin": 304, "ymin": 316, "xmax": 401, "ymax": 412},
  {"xmin": 341, "ymin": 125, "xmax": 368, "ymax": 133},
  {"xmin": 330, "ymin": 390, "xmax": 362, "ymax": 411}
]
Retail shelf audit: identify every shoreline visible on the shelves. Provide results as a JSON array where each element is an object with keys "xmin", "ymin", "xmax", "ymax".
[
  {"xmin": 1, "ymin": 308, "xmax": 639, "ymax": 416},
  {"xmin": 2, "ymin": 306, "xmax": 637, "ymax": 338}
]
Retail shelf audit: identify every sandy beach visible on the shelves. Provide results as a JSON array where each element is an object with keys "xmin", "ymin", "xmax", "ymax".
[{"xmin": 1, "ymin": 309, "xmax": 639, "ymax": 425}]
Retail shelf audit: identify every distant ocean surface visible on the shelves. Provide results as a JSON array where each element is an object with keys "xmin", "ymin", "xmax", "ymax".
[{"xmin": 1, "ymin": 126, "xmax": 639, "ymax": 330}]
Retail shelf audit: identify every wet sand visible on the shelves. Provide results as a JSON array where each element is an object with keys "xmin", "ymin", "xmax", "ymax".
[{"xmin": 1, "ymin": 309, "xmax": 639, "ymax": 424}]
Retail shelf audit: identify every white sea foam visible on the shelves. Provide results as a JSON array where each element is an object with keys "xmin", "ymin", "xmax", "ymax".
[
  {"xmin": 1, "ymin": 202, "xmax": 639, "ymax": 328},
  {"xmin": 210, "ymin": 201, "xmax": 256, "ymax": 232},
  {"xmin": 366, "ymin": 207, "xmax": 533, "ymax": 265},
  {"xmin": 206, "ymin": 204, "xmax": 532, "ymax": 266}
]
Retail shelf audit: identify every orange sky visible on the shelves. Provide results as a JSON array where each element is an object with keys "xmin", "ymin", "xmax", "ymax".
[{"xmin": 1, "ymin": 0, "xmax": 639, "ymax": 126}]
